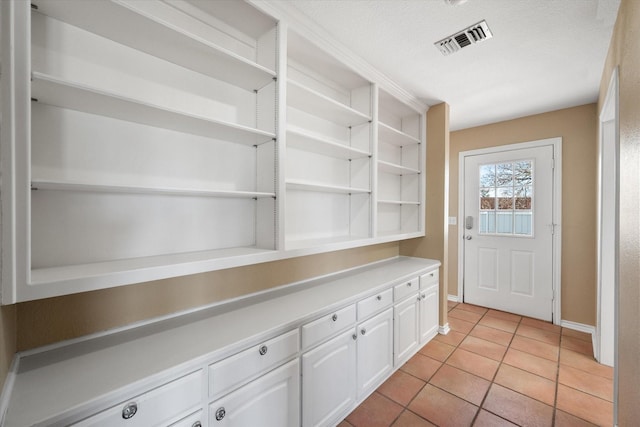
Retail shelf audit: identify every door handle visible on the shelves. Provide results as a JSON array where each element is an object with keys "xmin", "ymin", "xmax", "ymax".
[{"xmin": 465, "ymin": 235, "xmax": 472, "ymax": 240}]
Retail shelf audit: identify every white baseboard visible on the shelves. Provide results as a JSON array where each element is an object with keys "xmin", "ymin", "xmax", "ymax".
[
  {"xmin": 447, "ymin": 294, "xmax": 459, "ymax": 302},
  {"xmin": 560, "ymin": 320, "xmax": 596, "ymax": 357},
  {"xmin": 560, "ymin": 320, "xmax": 595, "ymax": 335},
  {"xmin": 438, "ymin": 323, "xmax": 451, "ymax": 335}
]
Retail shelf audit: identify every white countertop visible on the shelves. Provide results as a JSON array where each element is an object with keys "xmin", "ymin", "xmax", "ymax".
[{"xmin": 4, "ymin": 256, "xmax": 440, "ymax": 426}]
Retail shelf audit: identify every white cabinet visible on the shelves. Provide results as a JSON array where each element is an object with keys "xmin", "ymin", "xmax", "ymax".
[
  {"xmin": 394, "ymin": 292, "xmax": 420, "ymax": 366},
  {"xmin": 209, "ymin": 359, "xmax": 300, "ymax": 427},
  {"xmin": 72, "ymin": 370, "xmax": 203, "ymax": 427},
  {"xmin": 419, "ymin": 270, "xmax": 440, "ymax": 343},
  {"xmin": 302, "ymin": 329, "xmax": 357, "ymax": 427},
  {"xmin": 356, "ymin": 308, "xmax": 393, "ymax": 399}
]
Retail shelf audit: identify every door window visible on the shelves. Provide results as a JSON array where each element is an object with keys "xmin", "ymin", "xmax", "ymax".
[{"xmin": 479, "ymin": 160, "xmax": 533, "ymax": 236}]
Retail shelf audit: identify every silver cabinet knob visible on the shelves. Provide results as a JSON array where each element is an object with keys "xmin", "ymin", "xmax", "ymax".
[
  {"xmin": 122, "ymin": 402, "xmax": 137, "ymax": 420},
  {"xmin": 407, "ymin": 282, "xmax": 412, "ymax": 287},
  {"xmin": 192, "ymin": 422, "xmax": 202, "ymax": 427},
  {"xmin": 360, "ymin": 328, "xmax": 366, "ymax": 335},
  {"xmin": 376, "ymin": 295, "xmax": 382, "ymax": 301},
  {"xmin": 422, "ymin": 294, "xmax": 427, "ymax": 300},
  {"xmin": 332, "ymin": 313, "xmax": 338, "ymax": 322},
  {"xmin": 352, "ymin": 333, "xmax": 357, "ymax": 340},
  {"xmin": 215, "ymin": 407, "xmax": 226, "ymax": 421},
  {"xmin": 417, "ymin": 296, "xmax": 421, "ymax": 302},
  {"xmin": 259, "ymin": 345, "xmax": 268, "ymax": 355}
]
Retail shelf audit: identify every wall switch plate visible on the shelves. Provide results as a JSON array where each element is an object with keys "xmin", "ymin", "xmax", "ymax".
[{"xmin": 448, "ymin": 216, "xmax": 457, "ymax": 225}]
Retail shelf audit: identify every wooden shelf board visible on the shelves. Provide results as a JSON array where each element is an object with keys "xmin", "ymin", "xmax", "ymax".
[
  {"xmin": 287, "ymin": 126, "xmax": 370, "ymax": 160},
  {"xmin": 378, "ymin": 160, "xmax": 420, "ymax": 175},
  {"xmin": 32, "ymin": 72, "xmax": 275, "ymax": 146},
  {"xmin": 35, "ymin": 0, "xmax": 276, "ymax": 91},
  {"xmin": 30, "ymin": 180, "xmax": 275, "ymax": 199},
  {"xmin": 288, "ymin": 80, "xmax": 371, "ymax": 127},
  {"xmin": 378, "ymin": 122, "xmax": 420, "ymax": 146},
  {"xmin": 286, "ymin": 179, "xmax": 370, "ymax": 195}
]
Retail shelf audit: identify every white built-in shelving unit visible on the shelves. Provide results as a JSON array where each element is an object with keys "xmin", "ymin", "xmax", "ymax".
[{"xmin": 0, "ymin": 0, "xmax": 426, "ymax": 303}]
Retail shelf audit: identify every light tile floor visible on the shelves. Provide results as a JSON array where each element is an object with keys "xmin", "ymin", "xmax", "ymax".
[{"xmin": 340, "ymin": 301, "xmax": 613, "ymax": 427}]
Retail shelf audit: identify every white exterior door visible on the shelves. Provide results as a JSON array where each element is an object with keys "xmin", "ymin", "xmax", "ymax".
[{"xmin": 463, "ymin": 144, "xmax": 555, "ymax": 321}]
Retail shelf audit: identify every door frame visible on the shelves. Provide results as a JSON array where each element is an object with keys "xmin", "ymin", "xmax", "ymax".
[
  {"xmin": 596, "ymin": 67, "xmax": 618, "ymax": 369},
  {"xmin": 457, "ymin": 137, "xmax": 563, "ymax": 324}
]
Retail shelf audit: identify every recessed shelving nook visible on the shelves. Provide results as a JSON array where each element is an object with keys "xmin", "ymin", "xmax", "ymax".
[
  {"xmin": 285, "ymin": 30, "xmax": 374, "ymax": 250},
  {"xmin": 0, "ymin": 0, "xmax": 426, "ymax": 303},
  {"xmin": 376, "ymin": 88, "xmax": 424, "ymax": 238}
]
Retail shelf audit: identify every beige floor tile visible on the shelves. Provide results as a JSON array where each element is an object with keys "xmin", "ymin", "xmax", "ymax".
[
  {"xmin": 478, "ymin": 316, "xmax": 519, "ymax": 333},
  {"xmin": 446, "ymin": 348, "xmax": 500, "ymax": 381},
  {"xmin": 408, "ymin": 384, "xmax": 478, "ymax": 426},
  {"xmin": 459, "ymin": 335, "xmax": 508, "ymax": 361},
  {"xmin": 556, "ymin": 384, "xmax": 613, "ymax": 426},
  {"xmin": 346, "ymin": 392, "xmax": 404, "ymax": 427},
  {"xmin": 502, "ymin": 348, "xmax": 558, "ymax": 381},
  {"xmin": 418, "ymin": 340, "xmax": 455, "ymax": 362},
  {"xmin": 494, "ymin": 364, "xmax": 556, "ymax": 406},
  {"xmin": 400, "ymin": 353, "xmax": 442, "ymax": 381},
  {"xmin": 510, "ymin": 335, "xmax": 559, "ymax": 361},
  {"xmin": 473, "ymin": 410, "xmax": 518, "ymax": 426},
  {"xmin": 391, "ymin": 410, "xmax": 436, "ymax": 427},
  {"xmin": 378, "ymin": 370, "xmax": 426, "ymax": 406},
  {"xmin": 558, "ymin": 365, "xmax": 613, "ymax": 402},
  {"xmin": 430, "ymin": 364, "xmax": 491, "ymax": 405},
  {"xmin": 482, "ymin": 384, "xmax": 553, "ymax": 427},
  {"xmin": 559, "ymin": 348, "xmax": 613, "ymax": 379},
  {"xmin": 516, "ymin": 324, "xmax": 561, "ymax": 346},
  {"xmin": 470, "ymin": 324, "xmax": 514, "ymax": 346}
]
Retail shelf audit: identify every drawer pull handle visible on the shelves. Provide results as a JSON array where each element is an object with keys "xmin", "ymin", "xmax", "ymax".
[
  {"xmin": 122, "ymin": 402, "xmax": 137, "ymax": 420},
  {"xmin": 259, "ymin": 345, "xmax": 268, "ymax": 356},
  {"xmin": 360, "ymin": 328, "xmax": 366, "ymax": 335},
  {"xmin": 376, "ymin": 295, "xmax": 382, "ymax": 301},
  {"xmin": 192, "ymin": 422, "xmax": 202, "ymax": 427},
  {"xmin": 215, "ymin": 407, "xmax": 226, "ymax": 421},
  {"xmin": 332, "ymin": 314, "xmax": 338, "ymax": 322}
]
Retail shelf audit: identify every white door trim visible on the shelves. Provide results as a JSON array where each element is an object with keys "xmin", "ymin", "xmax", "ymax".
[
  {"xmin": 596, "ymin": 67, "xmax": 619, "ymax": 369},
  {"xmin": 457, "ymin": 137, "xmax": 562, "ymax": 324}
]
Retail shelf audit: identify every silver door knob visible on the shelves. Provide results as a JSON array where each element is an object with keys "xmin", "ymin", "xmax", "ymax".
[{"xmin": 465, "ymin": 235, "xmax": 472, "ymax": 240}]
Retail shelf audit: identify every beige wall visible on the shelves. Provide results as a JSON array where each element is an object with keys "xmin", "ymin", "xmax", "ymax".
[
  {"xmin": 14, "ymin": 243, "xmax": 398, "ymax": 351},
  {"xmin": 401, "ymin": 103, "xmax": 450, "ymax": 326},
  {"xmin": 599, "ymin": 0, "xmax": 640, "ymax": 423},
  {"xmin": 448, "ymin": 104, "xmax": 598, "ymax": 325}
]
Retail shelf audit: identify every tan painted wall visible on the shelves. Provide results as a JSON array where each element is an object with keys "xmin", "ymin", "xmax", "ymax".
[
  {"xmin": 401, "ymin": 103, "xmax": 449, "ymax": 326},
  {"xmin": 598, "ymin": 0, "xmax": 640, "ymax": 423},
  {"xmin": 448, "ymin": 104, "xmax": 598, "ymax": 325},
  {"xmin": 15, "ymin": 243, "xmax": 398, "ymax": 350}
]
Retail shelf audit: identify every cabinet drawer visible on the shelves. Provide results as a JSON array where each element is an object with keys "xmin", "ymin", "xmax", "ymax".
[
  {"xmin": 209, "ymin": 329, "xmax": 299, "ymax": 400},
  {"xmin": 301, "ymin": 304, "xmax": 356, "ymax": 351},
  {"xmin": 73, "ymin": 370, "xmax": 202, "ymax": 426},
  {"xmin": 168, "ymin": 410, "xmax": 203, "ymax": 427},
  {"xmin": 420, "ymin": 270, "xmax": 439, "ymax": 288},
  {"xmin": 393, "ymin": 277, "xmax": 419, "ymax": 301},
  {"xmin": 357, "ymin": 288, "xmax": 392, "ymax": 320}
]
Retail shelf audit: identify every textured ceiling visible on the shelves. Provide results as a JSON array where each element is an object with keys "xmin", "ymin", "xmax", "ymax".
[{"xmin": 278, "ymin": 0, "xmax": 620, "ymax": 130}]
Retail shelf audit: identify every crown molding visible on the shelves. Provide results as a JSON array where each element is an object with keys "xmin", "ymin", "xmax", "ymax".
[{"xmin": 249, "ymin": 0, "xmax": 428, "ymax": 113}]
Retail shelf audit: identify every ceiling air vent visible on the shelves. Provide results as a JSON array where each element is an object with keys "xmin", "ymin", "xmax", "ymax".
[{"xmin": 435, "ymin": 20, "xmax": 493, "ymax": 56}]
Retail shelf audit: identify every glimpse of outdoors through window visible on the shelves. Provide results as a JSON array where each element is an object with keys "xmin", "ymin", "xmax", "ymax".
[{"xmin": 479, "ymin": 160, "xmax": 533, "ymax": 236}]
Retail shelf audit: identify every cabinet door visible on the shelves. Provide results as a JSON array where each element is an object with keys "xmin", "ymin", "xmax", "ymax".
[
  {"xmin": 394, "ymin": 294, "xmax": 420, "ymax": 366},
  {"xmin": 356, "ymin": 308, "xmax": 393, "ymax": 399},
  {"xmin": 419, "ymin": 286, "xmax": 439, "ymax": 344},
  {"xmin": 209, "ymin": 359, "xmax": 300, "ymax": 427},
  {"xmin": 302, "ymin": 329, "xmax": 357, "ymax": 427}
]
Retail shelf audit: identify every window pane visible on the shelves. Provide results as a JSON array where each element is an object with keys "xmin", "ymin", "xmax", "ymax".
[
  {"xmin": 480, "ymin": 165, "xmax": 496, "ymax": 187},
  {"xmin": 515, "ymin": 212, "xmax": 532, "ymax": 235},
  {"xmin": 496, "ymin": 212, "xmax": 513, "ymax": 234},
  {"xmin": 514, "ymin": 161, "xmax": 533, "ymax": 185},
  {"xmin": 480, "ymin": 211, "xmax": 496, "ymax": 233},
  {"xmin": 480, "ymin": 197, "xmax": 495, "ymax": 210},
  {"xmin": 496, "ymin": 163, "xmax": 513, "ymax": 186}
]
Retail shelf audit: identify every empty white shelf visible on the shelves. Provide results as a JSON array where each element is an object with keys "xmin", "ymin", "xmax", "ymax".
[
  {"xmin": 34, "ymin": 0, "xmax": 276, "ymax": 91},
  {"xmin": 31, "ymin": 180, "xmax": 275, "ymax": 199},
  {"xmin": 31, "ymin": 72, "xmax": 276, "ymax": 146},
  {"xmin": 285, "ymin": 235, "xmax": 369, "ymax": 251},
  {"xmin": 287, "ymin": 126, "xmax": 371, "ymax": 160},
  {"xmin": 378, "ymin": 160, "xmax": 420, "ymax": 175},
  {"xmin": 377, "ymin": 199, "xmax": 421, "ymax": 205},
  {"xmin": 378, "ymin": 122, "xmax": 420, "ymax": 146},
  {"xmin": 288, "ymin": 80, "xmax": 371, "ymax": 127},
  {"xmin": 286, "ymin": 179, "xmax": 370, "ymax": 195}
]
